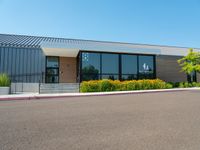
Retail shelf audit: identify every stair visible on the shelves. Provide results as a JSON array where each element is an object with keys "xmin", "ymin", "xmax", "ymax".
[{"xmin": 39, "ymin": 83, "xmax": 80, "ymax": 93}]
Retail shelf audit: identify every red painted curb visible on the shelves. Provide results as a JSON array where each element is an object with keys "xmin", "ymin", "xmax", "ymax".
[{"xmin": 0, "ymin": 88, "xmax": 194, "ymax": 101}]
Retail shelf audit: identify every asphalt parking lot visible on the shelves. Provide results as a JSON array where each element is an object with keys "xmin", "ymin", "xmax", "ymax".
[{"xmin": 0, "ymin": 90, "xmax": 200, "ymax": 150}]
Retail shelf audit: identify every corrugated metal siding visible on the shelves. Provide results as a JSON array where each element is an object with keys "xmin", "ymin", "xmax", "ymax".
[{"xmin": 0, "ymin": 46, "xmax": 45, "ymax": 83}]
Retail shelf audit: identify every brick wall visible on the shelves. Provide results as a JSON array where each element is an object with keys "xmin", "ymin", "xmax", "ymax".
[
  {"xmin": 59, "ymin": 57, "xmax": 77, "ymax": 83},
  {"xmin": 156, "ymin": 55, "xmax": 187, "ymax": 82}
]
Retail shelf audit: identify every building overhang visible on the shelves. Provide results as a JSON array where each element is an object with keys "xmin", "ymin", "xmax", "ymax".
[
  {"xmin": 42, "ymin": 47, "xmax": 79, "ymax": 57},
  {"xmin": 40, "ymin": 40, "xmax": 200, "ymax": 57},
  {"xmin": 40, "ymin": 41, "xmax": 162, "ymax": 57}
]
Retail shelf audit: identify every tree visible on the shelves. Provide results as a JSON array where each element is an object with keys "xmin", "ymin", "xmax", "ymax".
[{"xmin": 178, "ymin": 48, "xmax": 200, "ymax": 82}]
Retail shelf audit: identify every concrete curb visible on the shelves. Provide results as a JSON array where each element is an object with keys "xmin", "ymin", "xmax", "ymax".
[{"xmin": 0, "ymin": 88, "xmax": 199, "ymax": 101}]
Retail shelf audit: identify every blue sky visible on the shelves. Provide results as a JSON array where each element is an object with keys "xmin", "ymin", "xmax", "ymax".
[{"xmin": 0, "ymin": 0, "xmax": 199, "ymax": 48}]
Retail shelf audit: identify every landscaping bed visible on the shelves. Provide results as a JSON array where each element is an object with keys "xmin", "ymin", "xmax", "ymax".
[{"xmin": 80, "ymin": 79, "xmax": 200, "ymax": 92}]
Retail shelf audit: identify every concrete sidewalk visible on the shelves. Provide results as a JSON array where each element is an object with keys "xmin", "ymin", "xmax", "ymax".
[{"xmin": 0, "ymin": 88, "xmax": 199, "ymax": 101}]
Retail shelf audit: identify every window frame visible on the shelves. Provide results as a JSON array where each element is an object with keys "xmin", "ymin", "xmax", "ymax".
[
  {"xmin": 80, "ymin": 51, "xmax": 156, "ymax": 82},
  {"xmin": 45, "ymin": 56, "xmax": 60, "ymax": 83}
]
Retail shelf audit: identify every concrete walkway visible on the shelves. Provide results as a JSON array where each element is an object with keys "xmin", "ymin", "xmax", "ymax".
[{"xmin": 0, "ymin": 87, "xmax": 199, "ymax": 101}]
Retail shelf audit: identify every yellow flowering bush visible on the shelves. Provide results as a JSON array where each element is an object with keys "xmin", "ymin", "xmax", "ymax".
[{"xmin": 80, "ymin": 79, "xmax": 172, "ymax": 92}]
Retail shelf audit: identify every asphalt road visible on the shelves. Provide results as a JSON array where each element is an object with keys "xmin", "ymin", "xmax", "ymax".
[{"xmin": 0, "ymin": 90, "xmax": 200, "ymax": 150}]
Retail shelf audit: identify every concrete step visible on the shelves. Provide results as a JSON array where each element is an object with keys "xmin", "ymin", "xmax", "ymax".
[{"xmin": 39, "ymin": 83, "xmax": 80, "ymax": 93}]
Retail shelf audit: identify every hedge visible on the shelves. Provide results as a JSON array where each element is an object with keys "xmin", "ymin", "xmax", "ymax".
[
  {"xmin": 177, "ymin": 82, "xmax": 200, "ymax": 88},
  {"xmin": 167, "ymin": 82, "xmax": 200, "ymax": 88},
  {"xmin": 80, "ymin": 79, "xmax": 173, "ymax": 92},
  {"xmin": 0, "ymin": 74, "xmax": 11, "ymax": 87}
]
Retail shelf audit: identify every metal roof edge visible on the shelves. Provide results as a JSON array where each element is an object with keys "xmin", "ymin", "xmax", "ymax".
[{"xmin": 0, "ymin": 33, "xmax": 199, "ymax": 50}]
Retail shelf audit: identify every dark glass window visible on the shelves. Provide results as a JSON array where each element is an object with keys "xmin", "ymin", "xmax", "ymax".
[
  {"xmin": 81, "ymin": 52, "xmax": 100, "ymax": 81},
  {"xmin": 46, "ymin": 57, "xmax": 59, "ymax": 83},
  {"xmin": 82, "ymin": 74, "xmax": 101, "ymax": 81},
  {"xmin": 80, "ymin": 52, "xmax": 156, "ymax": 82},
  {"xmin": 121, "ymin": 74, "xmax": 137, "ymax": 80},
  {"xmin": 122, "ymin": 55, "xmax": 137, "ymax": 74},
  {"xmin": 82, "ymin": 52, "xmax": 100, "ymax": 74},
  {"xmin": 102, "ymin": 53, "xmax": 119, "ymax": 74},
  {"xmin": 46, "ymin": 69, "xmax": 59, "ymax": 75},
  {"xmin": 47, "ymin": 57, "xmax": 59, "ymax": 67},
  {"xmin": 138, "ymin": 56, "xmax": 154, "ymax": 79},
  {"xmin": 102, "ymin": 74, "xmax": 119, "ymax": 80},
  {"xmin": 46, "ymin": 76, "xmax": 59, "ymax": 83}
]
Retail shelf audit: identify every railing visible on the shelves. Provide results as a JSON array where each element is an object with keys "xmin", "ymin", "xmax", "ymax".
[
  {"xmin": 9, "ymin": 72, "xmax": 45, "ymax": 83},
  {"xmin": 9, "ymin": 72, "xmax": 45, "ymax": 94},
  {"xmin": 9, "ymin": 73, "xmax": 80, "ymax": 94}
]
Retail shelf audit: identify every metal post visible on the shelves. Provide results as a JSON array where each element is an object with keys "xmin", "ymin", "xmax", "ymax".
[
  {"xmin": 14, "ymin": 76, "xmax": 16, "ymax": 94},
  {"xmin": 39, "ymin": 80, "xmax": 40, "ymax": 94}
]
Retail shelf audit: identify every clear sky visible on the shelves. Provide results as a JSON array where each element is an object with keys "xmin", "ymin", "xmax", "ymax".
[{"xmin": 0, "ymin": 0, "xmax": 199, "ymax": 48}]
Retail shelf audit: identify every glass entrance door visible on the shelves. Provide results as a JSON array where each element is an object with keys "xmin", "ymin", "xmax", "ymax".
[{"xmin": 45, "ymin": 57, "xmax": 59, "ymax": 83}]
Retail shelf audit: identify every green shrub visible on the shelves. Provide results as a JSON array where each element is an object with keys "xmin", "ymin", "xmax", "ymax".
[
  {"xmin": 195, "ymin": 82, "xmax": 200, "ymax": 87},
  {"xmin": 80, "ymin": 79, "xmax": 200, "ymax": 92},
  {"xmin": 80, "ymin": 79, "xmax": 172, "ymax": 92},
  {"xmin": 0, "ymin": 74, "xmax": 11, "ymax": 87},
  {"xmin": 126, "ymin": 80, "xmax": 137, "ymax": 90},
  {"xmin": 100, "ymin": 80, "xmax": 115, "ymax": 91},
  {"xmin": 165, "ymin": 83, "xmax": 173, "ymax": 89},
  {"xmin": 177, "ymin": 82, "xmax": 200, "ymax": 88},
  {"xmin": 111, "ymin": 80, "xmax": 122, "ymax": 91},
  {"xmin": 80, "ymin": 80, "xmax": 100, "ymax": 92}
]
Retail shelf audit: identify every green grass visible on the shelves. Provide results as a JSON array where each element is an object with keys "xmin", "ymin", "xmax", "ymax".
[{"xmin": 0, "ymin": 74, "xmax": 11, "ymax": 87}]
